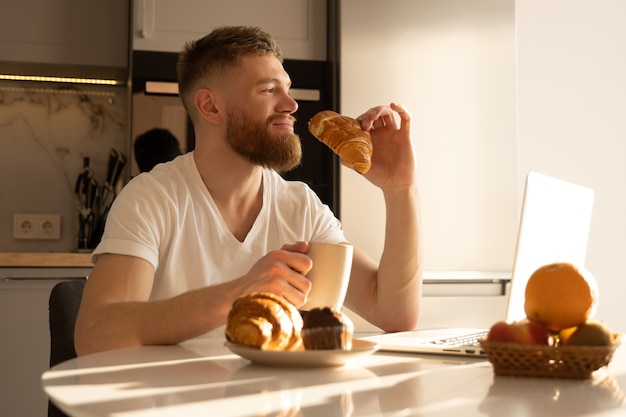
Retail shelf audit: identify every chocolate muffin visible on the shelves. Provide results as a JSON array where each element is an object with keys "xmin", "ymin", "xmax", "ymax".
[{"xmin": 302, "ymin": 307, "xmax": 354, "ymax": 350}]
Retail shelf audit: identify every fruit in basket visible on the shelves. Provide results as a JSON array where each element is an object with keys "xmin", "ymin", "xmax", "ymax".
[
  {"xmin": 486, "ymin": 321, "xmax": 514, "ymax": 342},
  {"xmin": 486, "ymin": 320, "xmax": 553, "ymax": 345},
  {"xmin": 558, "ymin": 325, "xmax": 578, "ymax": 344},
  {"xmin": 560, "ymin": 320, "xmax": 614, "ymax": 346},
  {"xmin": 524, "ymin": 262, "xmax": 598, "ymax": 331}
]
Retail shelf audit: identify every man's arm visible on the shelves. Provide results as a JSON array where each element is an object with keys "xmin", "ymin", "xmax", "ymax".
[
  {"xmin": 344, "ymin": 187, "xmax": 422, "ymax": 332},
  {"xmin": 74, "ymin": 253, "xmax": 233, "ymax": 355},
  {"xmin": 75, "ymin": 242, "xmax": 314, "ymax": 356},
  {"xmin": 343, "ymin": 103, "xmax": 423, "ymax": 332}
]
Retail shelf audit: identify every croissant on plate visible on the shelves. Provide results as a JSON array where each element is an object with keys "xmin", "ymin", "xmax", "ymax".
[
  {"xmin": 225, "ymin": 292, "xmax": 303, "ymax": 351},
  {"xmin": 308, "ymin": 110, "xmax": 373, "ymax": 174}
]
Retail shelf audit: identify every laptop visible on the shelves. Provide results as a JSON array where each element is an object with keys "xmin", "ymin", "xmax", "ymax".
[{"xmin": 362, "ymin": 171, "xmax": 595, "ymax": 357}]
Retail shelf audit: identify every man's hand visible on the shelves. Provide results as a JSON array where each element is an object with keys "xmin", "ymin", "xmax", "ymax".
[
  {"xmin": 233, "ymin": 241, "xmax": 313, "ymax": 307},
  {"xmin": 356, "ymin": 103, "xmax": 415, "ymax": 191}
]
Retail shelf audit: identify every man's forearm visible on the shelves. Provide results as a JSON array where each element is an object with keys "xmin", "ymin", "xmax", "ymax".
[
  {"xmin": 75, "ymin": 285, "xmax": 234, "ymax": 356},
  {"xmin": 376, "ymin": 184, "xmax": 423, "ymax": 330}
]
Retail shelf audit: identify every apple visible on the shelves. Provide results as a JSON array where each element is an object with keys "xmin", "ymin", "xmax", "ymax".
[
  {"xmin": 486, "ymin": 320, "xmax": 516, "ymax": 342},
  {"xmin": 516, "ymin": 320, "xmax": 554, "ymax": 345},
  {"xmin": 487, "ymin": 320, "xmax": 553, "ymax": 345}
]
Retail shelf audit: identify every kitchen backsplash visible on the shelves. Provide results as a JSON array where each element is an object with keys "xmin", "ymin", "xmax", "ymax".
[{"xmin": 0, "ymin": 80, "xmax": 129, "ymax": 252}]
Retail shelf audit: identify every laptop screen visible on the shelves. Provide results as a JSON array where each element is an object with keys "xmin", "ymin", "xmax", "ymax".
[{"xmin": 505, "ymin": 172, "xmax": 594, "ymax": 322}]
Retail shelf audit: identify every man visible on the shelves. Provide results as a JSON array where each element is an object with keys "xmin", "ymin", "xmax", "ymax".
[{"xmin": 75, "ymin": 26, "xmax": 422, "ymax": 355}]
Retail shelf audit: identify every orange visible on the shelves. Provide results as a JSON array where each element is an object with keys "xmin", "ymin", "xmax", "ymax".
[{"xmin": 524, "ymin": 262, "xmax": 598, "ymax": 331}]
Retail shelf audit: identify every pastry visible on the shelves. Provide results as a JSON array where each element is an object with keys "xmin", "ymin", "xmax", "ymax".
[
  {"xmin": 225, "ymin": 292, "xmax": 303, "ymax": 351},
  {"xmin": 301, "ymin": 307, "xmax": 354, "ymax": 350},
  {"xmin": 308, "ymin": 110, "xmax": 373, "ymax": 174}
]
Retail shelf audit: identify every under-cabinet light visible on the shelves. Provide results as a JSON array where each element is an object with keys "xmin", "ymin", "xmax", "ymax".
[{"xmin": 0, "ymin": 74, "xmax": 122, "ymax": 86}]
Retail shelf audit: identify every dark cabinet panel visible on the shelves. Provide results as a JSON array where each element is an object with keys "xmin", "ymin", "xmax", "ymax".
[{"xmin": 282, "ymin": 60, "xmax": 340, "ymax": 216}]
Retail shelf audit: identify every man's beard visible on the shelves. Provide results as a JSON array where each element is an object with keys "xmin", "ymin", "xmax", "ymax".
[{"xmin": 225, "ymin": 108, "xmax": 302, "ymax": 173}]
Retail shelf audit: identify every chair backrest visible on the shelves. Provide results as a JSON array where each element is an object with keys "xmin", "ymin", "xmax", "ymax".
[
  {"xmin": 48, "ymin": 279, "xmax": 86, "ymax": 417},
  {"xmin": 49, "ymin": 279, "xmax": 86, "ymax": 367}
]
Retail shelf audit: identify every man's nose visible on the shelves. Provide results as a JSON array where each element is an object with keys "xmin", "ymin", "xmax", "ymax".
[{"xmin": 280, "ymin": 92, "xmax": 299, "ymax": 114}]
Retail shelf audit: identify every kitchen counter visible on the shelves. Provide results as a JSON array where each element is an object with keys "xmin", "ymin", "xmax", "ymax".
[{"xmin": 0, "ymin": 252, "xmax": 93, "ymax": 267}]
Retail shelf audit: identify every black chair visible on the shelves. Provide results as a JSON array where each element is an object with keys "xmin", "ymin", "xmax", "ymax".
[{"xmin": 48, "ymin": 279, "xmax": 86, "ymax": 417}]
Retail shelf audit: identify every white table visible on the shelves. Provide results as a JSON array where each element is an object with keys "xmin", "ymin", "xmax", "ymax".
[{"xmin": 42, "ymin": 336, "xmax": 626, "ymax": 417}]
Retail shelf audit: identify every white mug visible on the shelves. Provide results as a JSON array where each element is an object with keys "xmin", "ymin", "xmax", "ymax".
[{"xmin": 300, "ymin": 242, "xmax": 354, "ymax": 311}]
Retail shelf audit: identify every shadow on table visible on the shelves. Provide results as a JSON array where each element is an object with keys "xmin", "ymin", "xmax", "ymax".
[{"xmin": 46, "ymin": 344, "xmax": 381, "ymax": 417}]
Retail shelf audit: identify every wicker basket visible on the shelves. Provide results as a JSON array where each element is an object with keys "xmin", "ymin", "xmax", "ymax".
[{"xmin": 480, "ymin": 335, "xmax": 621, "ymax": 379}]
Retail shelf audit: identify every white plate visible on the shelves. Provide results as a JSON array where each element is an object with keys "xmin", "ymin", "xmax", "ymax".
[{"xmin": 224, "ymin": 339, "xmax": 380, "ymax": 367}]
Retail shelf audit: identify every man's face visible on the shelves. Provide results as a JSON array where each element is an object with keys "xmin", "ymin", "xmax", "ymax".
[{"xmin": 222, "ymin": 55, "xmax": 301, "ymax": 172}]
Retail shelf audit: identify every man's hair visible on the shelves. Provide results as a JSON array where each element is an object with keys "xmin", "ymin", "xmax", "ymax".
[{"xmin": 176, "ymin": 26, "xmax": 283, "ymax": 119}]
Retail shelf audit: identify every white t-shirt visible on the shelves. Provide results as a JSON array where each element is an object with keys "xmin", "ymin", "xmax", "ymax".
[{"xmin": 93, "ymin": 152, "xmax": 346, "ymax": 302}]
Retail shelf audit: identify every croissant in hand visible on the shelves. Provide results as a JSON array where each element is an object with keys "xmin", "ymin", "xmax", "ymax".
[
  {"xmin": 308, "ymin": 110, "xmax": 373, "ymax": 174},
  {"xmin": 225, "ymin": 292, "xmax": 303, "ymax": 351}
]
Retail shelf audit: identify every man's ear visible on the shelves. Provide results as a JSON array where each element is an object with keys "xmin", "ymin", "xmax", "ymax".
[{"xmin": 195, "ymin": 89, "xmax": 222, "ymax": 124}]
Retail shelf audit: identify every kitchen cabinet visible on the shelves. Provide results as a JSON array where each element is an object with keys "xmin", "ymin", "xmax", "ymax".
[
  {"xmin": 0, "ymin": 0, "xmax": 129, "ymax": 69},
  {"xmin": 0, "ymin": 266, "xmax": 91, "ymax": 417},
  {"xmin": 132, "ymin": 0, "xmax": 327, "ymax": 60}
]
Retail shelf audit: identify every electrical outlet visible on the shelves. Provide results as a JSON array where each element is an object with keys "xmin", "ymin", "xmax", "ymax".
[{"xmin": 13, "ymin": 214, "xmax": 61, "ymax": 240}]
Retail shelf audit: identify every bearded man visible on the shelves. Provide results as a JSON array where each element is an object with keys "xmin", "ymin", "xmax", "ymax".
[{"xmin": 75, "ymin": 26, "xmax": 422, "ymax": 355}]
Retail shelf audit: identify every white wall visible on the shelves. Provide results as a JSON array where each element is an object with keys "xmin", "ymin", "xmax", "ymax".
[
  {"xmin": 340, "ymin": 0, "xmax": 626, "ymax": 333},
  {"xmin": 340, "ymin": 0, "xmax": 517, "ymax": 271},
  {"xmin": 516, "ymin": 0, "xmax": 626, "ymax": 332},
  {"xmin": 339, "ymin": 0, "xmax": 516, "ymax": 330}
]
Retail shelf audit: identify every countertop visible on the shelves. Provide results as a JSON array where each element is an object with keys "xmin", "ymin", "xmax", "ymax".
[{"xmin": 0, "ymin": 252, "xmax": 93, "ymax": 268}]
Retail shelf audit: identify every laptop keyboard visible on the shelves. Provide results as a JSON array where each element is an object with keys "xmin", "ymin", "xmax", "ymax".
[{"xmin": 432, "ymin": 331, "xmax": 488, "ymax": 347}]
